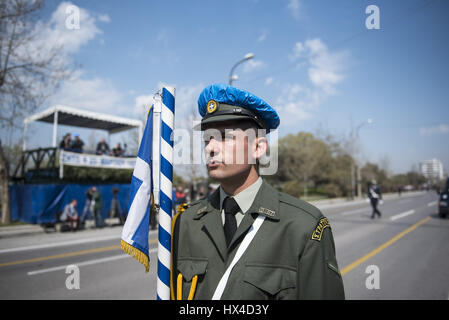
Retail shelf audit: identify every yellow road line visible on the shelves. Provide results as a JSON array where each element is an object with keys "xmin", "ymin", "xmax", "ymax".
[
  {"xmin": 341, "ymin": 216, "xmax": 431, "ymax": 276},
  {"xmin": 0, "ymin": 239, "xmax": 157, "ymax": 268}
]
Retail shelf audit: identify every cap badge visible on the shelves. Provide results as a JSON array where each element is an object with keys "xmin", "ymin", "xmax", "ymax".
[{"xmin": 207, "ymin": 100, "xmax": 218, "ymax": 114}]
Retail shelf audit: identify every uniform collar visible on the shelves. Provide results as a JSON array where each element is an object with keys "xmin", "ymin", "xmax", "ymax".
[
  {"xmin": 219, "ymin": 177, "xmax": 263, "ymax": 214},
  {"xmin": 195, "ymin": 179, "xmax": 280, "ymax": 221}
]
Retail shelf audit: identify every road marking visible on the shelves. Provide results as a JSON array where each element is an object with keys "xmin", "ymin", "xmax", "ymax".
[
  {"xmin": 341, "ymin": 216, "xmax": 430, "ymax": 276},
  {"xmin": 341, "ymin": 207, "xmax": 369, "ymax": 216},
  {"xmin": 0, "ymin": 245, "xmax": 120, "ymax": 268},
  {"xmin": 390, "ymin": 210, "xmax": 415, "ymax": 221},
  {"xmin": 0, "ymin": 239, "xmax": 158, "ymax": 268},
  {"xmin": 0, "ymin": 230, "xmax": 157, "ymax": 254},
  {"xmin": 427, "ymin": 201, "xmax": 437, "ymax": 207},
  {"xmin": 27, "ymin": 248, "xmax": 158, "ymax": 276}
]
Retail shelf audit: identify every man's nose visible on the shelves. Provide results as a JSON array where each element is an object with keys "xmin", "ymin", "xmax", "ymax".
[{"xmin": 205, "ymin": 137, "xmax": 220, "ymax": 156}]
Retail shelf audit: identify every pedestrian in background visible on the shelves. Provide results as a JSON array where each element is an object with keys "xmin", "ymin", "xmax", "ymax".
[
  {"xmin": 90, "ymin": 186, "xmax": 106, "ymax": 228},
  {"xmin": 60, "ymin": 199, "xmax": 79, "ymax": 231},
  {"xmin": 368, "ymin": 180, "xmax": 382, "ymax": 219}
]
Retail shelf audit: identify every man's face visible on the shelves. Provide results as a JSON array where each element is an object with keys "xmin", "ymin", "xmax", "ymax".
[{"xmin": 203, "ymin": 121, "xmax": 263, "ymax": 182}]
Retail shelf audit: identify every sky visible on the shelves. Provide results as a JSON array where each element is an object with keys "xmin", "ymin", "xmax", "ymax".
[{"xmin": 22, "ymin": 0, "xmax": 449, "ymax": 175}]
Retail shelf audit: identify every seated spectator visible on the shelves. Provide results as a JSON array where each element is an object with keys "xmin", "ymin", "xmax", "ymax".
[
  {"xmin": 96, "ymin": 138, "xmax": 110, "ymax": 155},
  {"xmin": 59, "ymin": 133, "xmax": 72, "ymax": 150},
  {"xmin": 60, "ymin": 199, "xmax": 79, "ymax": 231},
  {"xmin": 112, "ymin": 143, "xmax": 123, "ymax": 157},
  {"xmin": 71, "ymin": 133, "xmax": 84, "ymax": 153}
]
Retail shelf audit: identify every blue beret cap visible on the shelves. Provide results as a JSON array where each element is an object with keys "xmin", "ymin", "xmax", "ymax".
[{"xmin": 197, "ymin": 84, "xmax": 280, "ymax": 131}]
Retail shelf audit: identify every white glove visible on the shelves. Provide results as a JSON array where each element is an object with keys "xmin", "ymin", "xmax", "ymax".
[{"xmin": 379, "ymin": 200, "xmax": 383, "ymax": 205}]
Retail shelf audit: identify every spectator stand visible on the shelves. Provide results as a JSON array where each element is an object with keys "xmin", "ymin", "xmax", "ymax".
[
  {"xmin": 12, "ymin": 105, "xmax": 143, "ymax": 182},
  {"xmin": 9, "ymin": 105, "xmax": 143, "ymax": 225}
]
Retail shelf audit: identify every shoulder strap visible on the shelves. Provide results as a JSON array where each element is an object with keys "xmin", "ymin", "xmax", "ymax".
[{"xmin": 211, "ymin": 215, "xmax": 266, "ymax": 300}]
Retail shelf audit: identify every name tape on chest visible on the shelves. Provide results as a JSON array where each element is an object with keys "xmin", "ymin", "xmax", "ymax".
[{"xmin": 311, "ymin": 217, "xmax": 330, "ymax": 241}]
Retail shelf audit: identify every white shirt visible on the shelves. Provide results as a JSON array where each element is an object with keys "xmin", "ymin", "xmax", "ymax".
[{"xmin": 219, "ymin": 177, "xmax": 263, "ymax": 227}]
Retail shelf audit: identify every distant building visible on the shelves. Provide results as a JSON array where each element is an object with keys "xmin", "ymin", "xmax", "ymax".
[{"xmin": 419, "ymin": 158, "xmax": 444, "ymax": 180}]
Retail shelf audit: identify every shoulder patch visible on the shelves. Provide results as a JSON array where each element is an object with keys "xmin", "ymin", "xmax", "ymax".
[{"xmin": 311, "ymin": 217, "xmax": 331, "ymax": 241}]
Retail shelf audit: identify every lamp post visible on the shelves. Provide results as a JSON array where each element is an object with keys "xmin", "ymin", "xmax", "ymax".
[
  {"xmin": 351, "ymin": 118, "xmax": 372, "ymax": 199},
  {"xmin": 228, "ymin": 53, "xmax": 254, "ymax": 85}
]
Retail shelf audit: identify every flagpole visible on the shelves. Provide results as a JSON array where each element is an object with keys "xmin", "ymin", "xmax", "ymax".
[
  {"xmin": 152, "ymin": 93, "xmax": 162, "ymax": 208},
  {"xmin": 156, "ymin": 86, "xmax": 175, "ymax": 300}
]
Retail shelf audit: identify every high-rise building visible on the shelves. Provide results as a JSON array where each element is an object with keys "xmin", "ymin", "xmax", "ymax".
[{"xmin": 419, "ymin": 158, "xmax": 444, "ymax": 180}]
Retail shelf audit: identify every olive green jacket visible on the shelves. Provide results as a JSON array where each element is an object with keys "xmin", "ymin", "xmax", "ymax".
[{"xmin": 171, "ymin": 180, "xmax": 345, "ymax": 300}]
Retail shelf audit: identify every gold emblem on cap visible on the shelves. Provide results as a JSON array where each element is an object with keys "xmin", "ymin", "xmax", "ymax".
[{"xmin": 206, "ymin": 100, "xmax": 218, "ymax": 114}]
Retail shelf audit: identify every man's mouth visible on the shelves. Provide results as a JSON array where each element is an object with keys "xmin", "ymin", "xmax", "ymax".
[{"xmin": 206, "ymin": 159, "xmax": 222, "ymax": 168}]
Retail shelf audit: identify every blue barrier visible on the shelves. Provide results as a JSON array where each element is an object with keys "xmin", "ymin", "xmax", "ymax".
[{"xmin": 10, "ymin": 183, "xmax": 130, "ymax": 224}]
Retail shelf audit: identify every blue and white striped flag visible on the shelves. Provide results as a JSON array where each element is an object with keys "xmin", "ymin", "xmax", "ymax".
[{"xmin": 121, "ymin": 106, "xmax": 155, "ymax": 272}]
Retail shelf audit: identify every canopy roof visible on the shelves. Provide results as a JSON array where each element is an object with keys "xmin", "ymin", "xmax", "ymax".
[{"xmin": 24, "ymin": 105, "xmax": 142, "ymax": 134}]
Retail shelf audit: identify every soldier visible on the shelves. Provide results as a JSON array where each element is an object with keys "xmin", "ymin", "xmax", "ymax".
[{"xmin": 171, "ymin": 84, "xmax": 345, "ymax": 300}]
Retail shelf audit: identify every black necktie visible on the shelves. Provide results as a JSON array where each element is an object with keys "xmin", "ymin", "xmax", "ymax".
[{"xmin": 223, "ymin": 196, "xmax": 239, "ymax": 247}]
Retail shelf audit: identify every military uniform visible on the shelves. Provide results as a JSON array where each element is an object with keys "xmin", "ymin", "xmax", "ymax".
[
  {"xmin": 171, "ymin": 84, "xmax": 345, "ymax": 300},
  {"xmin": 172, "ymin": 179, "xmax": 344, "ymax": 300}
]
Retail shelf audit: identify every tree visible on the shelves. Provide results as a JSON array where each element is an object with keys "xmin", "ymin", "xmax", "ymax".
[{"xmin": 0, "ymin": 0, "xmax": 70, "ymax": 224}]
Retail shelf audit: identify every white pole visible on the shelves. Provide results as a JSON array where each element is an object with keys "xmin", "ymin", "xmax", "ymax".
[
  {"xmin": 23, "ymin": 122, "xmax": 28, "ymax": 151},
  {"xmin": 52, "ymin": 110, "xmax": 58, "ymax": 148},
  {"xmin": 152, "ymin": 95, "xmax": 162, "ymax": 207}
]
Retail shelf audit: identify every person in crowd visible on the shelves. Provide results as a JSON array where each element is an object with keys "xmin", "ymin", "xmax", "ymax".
[
  {"xmin": 112, "ymin": 143, "xmax": 124, "ymax": 157},
  {"xmin": 60, "ymin": 199, "xmax": 79, "ymax": 231},
  {"xmin": 80, "ymin": 188, "xmax": 94, "ymax": 226},
  {"xmin": 71, "ymin": 133, "xmax": 84, "ymax": 153},
  {"xmin": 86, "ymin": 186, "xmax": 106, "ymax": 228},
  {"xmin": 59, "ymin": 133, "xmax": 72, "ymax": 150},
  {"xmin": 175, "ymin": 186, "xmax": 187, "ymax": 206},
  {"xmin": 96, "ymin": 138, "xmax": 110, "ymax": 155},
  {"xmin": 110, "ymin": 187, "xmax": 125, "ymax": 225}
]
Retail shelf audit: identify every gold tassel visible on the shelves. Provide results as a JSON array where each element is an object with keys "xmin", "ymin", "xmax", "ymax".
[
  {"xmin": 121, "ymin": 240, "xmax": 149, "ymax": 273},
  {"xmin": 170, "ymin": 203, "xmax": 189, "ymax": 299}
]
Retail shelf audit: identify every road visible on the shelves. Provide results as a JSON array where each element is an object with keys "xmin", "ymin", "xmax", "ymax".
[{"xmin": 0, "ymin": 191, "xmax": 448, "ymax": 299}]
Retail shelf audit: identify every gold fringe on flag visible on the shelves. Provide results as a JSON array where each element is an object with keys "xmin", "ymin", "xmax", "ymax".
[{"xmin": 121, "ymin": 240, "xmax": 149, "ymax": 273}]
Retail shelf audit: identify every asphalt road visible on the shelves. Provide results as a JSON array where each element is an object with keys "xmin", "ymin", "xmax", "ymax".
[{"xmin": 0, "ymin": 191, "xmax": 447, "ymax": 300}]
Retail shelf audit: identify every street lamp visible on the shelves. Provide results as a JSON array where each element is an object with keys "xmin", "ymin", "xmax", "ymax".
[
  {"xmin": 351, "ymin": 118, "xmax": 373, "ymax": 199},
  {"xmin": 228, "ymin": 53, "xmax": 254, "ymax": 85}
]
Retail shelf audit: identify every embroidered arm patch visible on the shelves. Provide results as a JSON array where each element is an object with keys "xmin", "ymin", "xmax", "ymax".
[{"xmin": 311, "ymin": 217, "xmax": 330, "ymax": 241}]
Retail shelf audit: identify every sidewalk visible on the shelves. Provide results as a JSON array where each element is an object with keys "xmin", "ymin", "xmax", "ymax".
[
  {"xmin": 305, "ymin": 190, "xmax": 425, "ymax": 210},
  {"xmin": 0, "ymin": 218, "xmax": 122, "ymax": 239}
]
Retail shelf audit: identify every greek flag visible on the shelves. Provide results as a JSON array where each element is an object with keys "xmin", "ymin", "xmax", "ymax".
[{"xmin": 121, "ymin": 106, "xmax": 155, "ymax": 272}]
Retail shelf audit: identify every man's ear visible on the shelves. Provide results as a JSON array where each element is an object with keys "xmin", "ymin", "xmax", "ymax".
[{"xmin": 253, "ymin": 136, "xmax": 268, "ymax": 160}]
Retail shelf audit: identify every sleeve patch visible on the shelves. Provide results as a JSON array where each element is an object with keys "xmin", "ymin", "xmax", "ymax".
[{"xmin": 311, "ymin": 217, "xmax": 330, "ymax": 241}]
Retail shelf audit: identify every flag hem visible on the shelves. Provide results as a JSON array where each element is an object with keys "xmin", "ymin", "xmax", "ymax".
[{"xmin": 121, "ymin": 239, "xmax": 149, "ymax": 273}]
